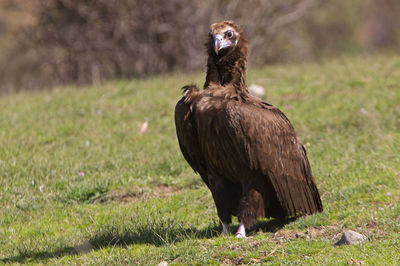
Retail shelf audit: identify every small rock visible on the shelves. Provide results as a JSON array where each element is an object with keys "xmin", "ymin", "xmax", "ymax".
[
  {"xmin": 157, "ymin": 261, "xmax": 168, "ymax": 266},
  {"xmin": 334, "ymin": 230, "xmax": 366, "ymax": 246},
  {"xmin": 359, "ymin": 108, "xmax": 369, "ymax": 116},
  {"xmin": 248, "ymin": 84, "xmax": 266, "ymax": 98},
  {"xmin": 348, "ymin": 258, "xmax": 364, "ymax": 265},
  {"xmin": 138, "ymin": 118, "xmax": 149, "ymax": 134}
]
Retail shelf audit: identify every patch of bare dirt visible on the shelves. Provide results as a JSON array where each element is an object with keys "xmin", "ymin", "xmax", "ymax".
[
  {"xmin": 348, "ymin": 258, "xmax": 364, "ymax": 265},
  {"xmin": 272, "ymin": 225, "xmax": 340, "ymax": 242},
  {"xmin": 95, "ymin": 185, "xmax": 181, "ymax": 204}
]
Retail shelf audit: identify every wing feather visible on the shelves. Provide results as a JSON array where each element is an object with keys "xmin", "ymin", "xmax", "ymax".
[
  {"xmin": 174, "ymin": 94, "xmax": 209, "ymax": 188},
  {"xmin": 222, "ymin": 101, "xmax": 323, "ymax": 216}
]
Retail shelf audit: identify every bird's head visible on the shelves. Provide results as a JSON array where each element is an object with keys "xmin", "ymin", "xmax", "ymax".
[{"xmin": 207, "ymin": 21, "xmax": 248, "ymax": 57}]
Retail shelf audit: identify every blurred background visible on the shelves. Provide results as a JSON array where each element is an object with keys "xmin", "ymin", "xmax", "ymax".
[{"xmin": 0, "ymin": 0, "xmax": 399, "ymax": 93}]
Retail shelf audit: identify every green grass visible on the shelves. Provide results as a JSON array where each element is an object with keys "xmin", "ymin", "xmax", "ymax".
[{"xmin": 0, "ymin": 54, "xmax": 399, "ymax": 264}]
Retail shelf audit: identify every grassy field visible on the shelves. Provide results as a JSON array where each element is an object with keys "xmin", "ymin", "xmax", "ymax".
[{"xmin": 0, "ymin": 54, "xmax": 399, "ymax": 265}]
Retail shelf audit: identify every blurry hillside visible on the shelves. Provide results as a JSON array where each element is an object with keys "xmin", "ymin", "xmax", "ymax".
[{"xmin": 0, "ymin": 0, "xmax": 399, "ymax": 93}]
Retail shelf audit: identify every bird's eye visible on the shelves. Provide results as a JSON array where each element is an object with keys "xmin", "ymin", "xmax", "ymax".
[{"xmin": 226, "ymin": 30, "xmax": 234, "ymax": 38}]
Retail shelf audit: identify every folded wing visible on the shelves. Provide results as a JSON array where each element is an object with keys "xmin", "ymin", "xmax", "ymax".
[{"xmin": 222, "ymin": 101, "xmax": 323, "ymax": 217}]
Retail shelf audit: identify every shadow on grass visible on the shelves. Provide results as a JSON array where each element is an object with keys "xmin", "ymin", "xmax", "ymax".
[
  {"xmin": 87, "ymin": 222, "xmax": 222, "ymax": 248},
  {"xmin": 0, "ymin": 224, "xmax": 219, "ymax": 263},
  {"xmin": 88, "ymin": 217, "xmax": 294, "ymax": 248},
  {"xmin": 0, "ymin": 247, "xmax": 77, "ymax": 264},
  {"xmin": 0, "ymin": 218, "xmax": 293, "ymax": 263},
  {"xmin": 250, "ymin": 217, "xmax": 297, "ymax": 234}
]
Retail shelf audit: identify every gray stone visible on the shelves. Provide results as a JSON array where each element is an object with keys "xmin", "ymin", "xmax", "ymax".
[
  {"xmin": 334, "ymin": 230, "xmax": 366, "ymax": 246},
  {"xmin": 248, "ymin": 84, "xmax": 266, "ymax": 98}
]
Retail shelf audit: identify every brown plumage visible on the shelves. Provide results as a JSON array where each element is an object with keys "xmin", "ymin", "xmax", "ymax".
[{"xmin": 175, "ymin": 21, "xmax": 322, "ymax": 237}]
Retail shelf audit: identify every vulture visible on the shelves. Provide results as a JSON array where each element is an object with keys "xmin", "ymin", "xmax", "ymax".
[{"xmin": 174, "ymin": 21, "xmax": 323, "ymax": 238}]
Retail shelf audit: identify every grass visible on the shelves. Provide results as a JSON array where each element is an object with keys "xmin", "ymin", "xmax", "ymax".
[{"xmin": 0, "ymin": 53, "xmax": 399, "ymax": 264}]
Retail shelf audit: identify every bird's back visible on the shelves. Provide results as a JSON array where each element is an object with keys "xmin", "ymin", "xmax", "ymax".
[{"xmin": 192, "ymin": 89, "xmax": 322, "ymax": 217}]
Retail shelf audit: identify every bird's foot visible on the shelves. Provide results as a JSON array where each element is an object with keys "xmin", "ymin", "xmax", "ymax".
[
  {"xmin": 235, "ymin": 222, "xmax": 246, "ymax": 238},
  {"xmin": 235, "ymin": 232, "xmax": 246, "ymax": 238},
  {"xmin": 222, "ymin": 223, "xmax": 230, "ymax": 235}
]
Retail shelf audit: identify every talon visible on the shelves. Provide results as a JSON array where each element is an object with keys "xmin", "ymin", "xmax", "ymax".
[{"xmin": 235, "ymin": 232, "xmax": 246, "ymax": 238}]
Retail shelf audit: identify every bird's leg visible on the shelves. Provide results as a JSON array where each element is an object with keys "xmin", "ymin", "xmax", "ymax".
[
  {"xmin": 236, "ymin": 186, "xmax": 266, "ymax": 238},
  {"xmin": 222, "ymin": 222, "xmax": 230, "ymax": 235},
  {"xmin": 207, "ymin": 174, "xmax": 240, "ymax": 236},
  {"xmin": 235, "ymin": 222, "xmax": 246, "ymax": 238}
]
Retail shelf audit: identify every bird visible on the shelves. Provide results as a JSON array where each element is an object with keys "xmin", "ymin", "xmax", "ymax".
[{"xmin": 174, "ymin": 21, "xmax": 323, "ymax": 238}]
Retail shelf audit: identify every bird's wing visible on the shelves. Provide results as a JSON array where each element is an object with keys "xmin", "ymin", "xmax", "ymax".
[
  {"xmin": 174, "ymin": 93, "xmax": 209, "ymax": 188},
  {"xmin": 223, "ymin": 101, "xmax": 323, "ymax": 216}
]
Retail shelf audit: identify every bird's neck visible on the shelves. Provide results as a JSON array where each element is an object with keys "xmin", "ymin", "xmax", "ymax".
[{"xmin": 204, "ymin": 53, "xmax": 248, "ymax": 94}]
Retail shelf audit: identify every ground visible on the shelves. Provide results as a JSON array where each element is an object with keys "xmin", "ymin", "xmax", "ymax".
[{"xmin": 0, "ymin": 54, "xmax": 399, "ymax": 264}]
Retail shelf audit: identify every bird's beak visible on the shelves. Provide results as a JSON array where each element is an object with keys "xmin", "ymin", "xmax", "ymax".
[{"xmin": 213, "ymin": 34, "xmax": 231, "ymax": 55}]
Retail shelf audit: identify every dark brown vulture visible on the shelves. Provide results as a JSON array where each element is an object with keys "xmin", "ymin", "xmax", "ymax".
[{"xmin": 175, "ymin": 21, "xmax": 323, "ymax": 238}]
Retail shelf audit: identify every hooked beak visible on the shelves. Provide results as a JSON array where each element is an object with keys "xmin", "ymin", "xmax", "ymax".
[{"xmin": 213, "ymin": 34, "xmax": 231, "ymax": 55}]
